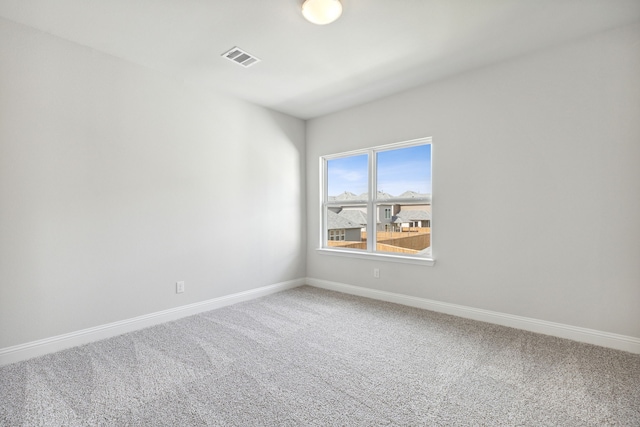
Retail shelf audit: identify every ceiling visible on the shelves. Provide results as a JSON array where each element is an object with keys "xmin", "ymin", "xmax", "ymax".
[{"xmin": 1, "ymin": 0, "xmax": 639, "ymax": 119}]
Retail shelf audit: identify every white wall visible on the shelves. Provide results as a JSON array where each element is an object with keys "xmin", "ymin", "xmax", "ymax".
[
  {"xmin": 306, "ymin": 23, "xmax": 640, "ymax": 339},
  {"xmin": 2, "ymin": 15, "xmax": 638, "ymax": 353},
  {"xmin": 0, "ymin": 18, "xmax": 306, "ymax": 349}
]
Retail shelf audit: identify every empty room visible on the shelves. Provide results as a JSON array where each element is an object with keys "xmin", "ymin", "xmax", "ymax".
[{"xmin": 1, "ymin": 0, "xmax": 639, "ymax": 425}]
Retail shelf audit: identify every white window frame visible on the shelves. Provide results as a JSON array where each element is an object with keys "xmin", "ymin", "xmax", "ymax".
[{"xmin": 318, "ymin": 137, "xmax": 434, "ymax": 266}]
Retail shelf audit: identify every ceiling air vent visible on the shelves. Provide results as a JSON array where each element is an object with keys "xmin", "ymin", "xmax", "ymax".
[{"xmin": 221, "ymin": 46, "xmax": 260, "ymax": 68}]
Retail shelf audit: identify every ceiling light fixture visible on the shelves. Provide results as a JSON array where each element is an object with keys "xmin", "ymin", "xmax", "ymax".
[{"xmin": 302, "ymin": 0, "xmax": 343, "ymax": 25}]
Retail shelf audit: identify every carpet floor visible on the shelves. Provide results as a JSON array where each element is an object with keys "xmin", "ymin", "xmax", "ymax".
[{"xmin": 1, "ymin": 285, "xmax": 639, "ymax": 426}]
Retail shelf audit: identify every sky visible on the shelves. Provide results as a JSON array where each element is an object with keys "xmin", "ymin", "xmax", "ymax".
[{"xmin": 327, "ymin": 144, "xmax": 431, "ymax": 197}]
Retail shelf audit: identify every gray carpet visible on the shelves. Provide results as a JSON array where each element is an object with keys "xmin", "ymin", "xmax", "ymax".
[{"xmin": 1, "ymin": 286, "xmax": 639, "ymax": 426}]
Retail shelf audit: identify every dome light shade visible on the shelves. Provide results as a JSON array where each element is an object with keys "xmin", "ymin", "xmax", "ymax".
[{"xmin": 302, "ymin": 0, "xmax": 343, "ymax": 25}]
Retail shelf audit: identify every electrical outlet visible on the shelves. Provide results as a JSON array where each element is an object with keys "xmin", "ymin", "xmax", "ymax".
[
  {"xmin": 373, "ymin": 268, "xmax": 380, "ymax": 279},
  {"xmin": 176, "ymin": 281, "xmax": 185, "ymax": 293}
]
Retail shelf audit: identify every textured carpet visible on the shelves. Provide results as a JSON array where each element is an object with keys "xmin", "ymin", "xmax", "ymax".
[{"xmin": 1, "ymin": 286, "xmax": 639, "ymax": 426}]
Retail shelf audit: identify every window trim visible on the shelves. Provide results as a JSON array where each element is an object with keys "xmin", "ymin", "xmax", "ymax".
[
  {"xmin": 319, "ymin": 137, "xmax": 434, "ymax": 266},
  {"xmin": 316, "ymin": 247, "xmax": 436, "ymax": 266}
]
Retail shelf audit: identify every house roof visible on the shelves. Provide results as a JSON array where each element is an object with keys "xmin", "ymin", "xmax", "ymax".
[
  {"xmin": 338, "ymin": 209, "xmax": 367, "ymax": 225},
  {"xmin": 327, "ymin": 210, "xmax": 361, "ymax": 231},
  {"xmin": 398, "ymin": 191, "xmax": 431, "ymax": 200},
  {"xmin": 328, "ymin": 191, "xmax": 365, "ymax": 202},
  {"xmin": 328, "ymin": 190, "xmax": 397, "ymax": 201},
  {"xmin": 394, "ymin": 209, "xmax": 432, "ymax": 223}
]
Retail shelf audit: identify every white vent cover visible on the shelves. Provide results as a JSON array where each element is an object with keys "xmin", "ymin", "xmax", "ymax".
[{"xmin": 221, "ymin": 47, "xmax": 260, "ymax": 68}]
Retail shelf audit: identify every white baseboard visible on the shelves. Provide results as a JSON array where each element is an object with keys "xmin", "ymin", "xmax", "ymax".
[
  {"xmin": 306, "ymin": 277, "xmax": 640, "ymax": 355},
  {"xmin": 4, "ymin": 277, "xmax": 637, "ymax": 366},
  {"xmin": 0, "ymin": 279, "xmax": 305, "ymax": 366}
]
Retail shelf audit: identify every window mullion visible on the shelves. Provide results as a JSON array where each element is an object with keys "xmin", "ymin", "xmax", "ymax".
[
  {"xmin": 320, "ymin": 157, "xmax": 327, "ymax": 248},
  {"xmin": 368, "ymin": 149, "xmax": 376, "ymax": 253}
]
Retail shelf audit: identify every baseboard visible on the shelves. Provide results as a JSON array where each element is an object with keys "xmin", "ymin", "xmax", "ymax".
[
  {"xmin": 0, "ymin": 278, "xmax": 305, "ymax": 366},
  {"xmin": 306, "ymin": 277, "xmax": 640, "ymax": 354},
  {"xmin": 5, "ymin": 277, "xmax": 637, "ymax": 366}
]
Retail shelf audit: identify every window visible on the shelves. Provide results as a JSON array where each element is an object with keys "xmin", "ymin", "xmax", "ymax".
[
  {"xmin": 320, "ymin": 137, "xmax": 433, "ymax": 263},
  {"xmin": 328, "ymin": 229, "xmax": 345, "ymax": 241}
]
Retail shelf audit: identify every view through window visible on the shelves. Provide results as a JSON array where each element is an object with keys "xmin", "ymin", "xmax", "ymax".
[{"xmin": 322, "ymin": 138, "xmax": 432, "ymax": 259}]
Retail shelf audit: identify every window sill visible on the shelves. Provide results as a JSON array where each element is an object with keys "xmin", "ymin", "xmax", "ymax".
[{"xmin": 316, "ymin": 248, "xmax": 436, "ymax": 266}]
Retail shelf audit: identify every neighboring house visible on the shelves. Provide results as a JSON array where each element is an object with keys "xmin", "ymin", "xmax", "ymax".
[
  {"xmin": 373, "ymin": 191, "xmax": 393, "ymax": 200},
  {"xmin": 398, "ymin": 191, "xmax": 432, "ymax": 202},
  {"xmin": 328, "ymin": 191, "xmax": 361, "ymax": 202},
  {"xmin": 327, "ymin": 190, "xmax": 393, "ymax": 202},
  {"xmin": 394, "ymin": 206, "xmax": 432, "ymax": 228},
  {"xmin": 337, "ymin": 208, "xmax": 367, "ymax": 228},
  {"xmin": 326, "ymin": 210, "xmax": 362, "ymax": 242},
  {"xmin": 378, "ymin": 204, "xmax": 399, "ymax": 227},
  {"xmin": 328, "ymin": 191, "xmax": 431, "ymax": 231}
]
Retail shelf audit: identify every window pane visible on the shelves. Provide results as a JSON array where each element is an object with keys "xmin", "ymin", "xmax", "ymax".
[
  {"xmin": 326, "ymin": 205, "xmax": 367, "ymax": 250},
  {"xmin": 375, "ymin": 202, "xmax": 431, "ymax": 257},
  {"xmin": 376, "ymin": 145, "xmax": 431, "ymax": 198},
  {"xmin": 327, "ymin": 154, "xmax": 368, "ymax": 201}
]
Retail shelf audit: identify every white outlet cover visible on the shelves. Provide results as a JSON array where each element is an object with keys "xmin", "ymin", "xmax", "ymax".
[{"xmin": 176, "ymin": 281, "xmax": 185, "ymax": 293}]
